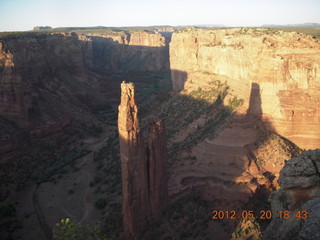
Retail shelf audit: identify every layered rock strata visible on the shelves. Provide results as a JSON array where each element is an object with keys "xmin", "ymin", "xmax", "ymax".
[
  {"xmin": 263, "ymin": 149, "xmax": 320, "ymax": 240},
  {"xmin": 170, "ymin": 28, "xmax": 320, "ymax": 149},
  {"xmin": 118, "ymin": 82, "xmax": 168, "ymax": 237}
]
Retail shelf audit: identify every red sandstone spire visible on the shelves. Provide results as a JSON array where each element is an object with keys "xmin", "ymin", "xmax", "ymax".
[
  {"xmin": 118, "ymin": 81, "xmax": 150, "ymax": 237},
  {"xmin": 118, "ymin": 81, "xmax": 169, "ymax": 238}
]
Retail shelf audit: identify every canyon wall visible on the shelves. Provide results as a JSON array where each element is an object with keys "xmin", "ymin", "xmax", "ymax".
[
  {"xmin": 0, "ymin": 31, "xmax": 169, "ymax": 129},
  {"xmin": 118, "ymin": 82, "xmax": 168, "ymax": 237},
  {"xmin": 170, "ymin": 28, "xmax": 320, "ymax": 149},
  {"xmin": 79, "ymin": 31, "xmax": 169, "ymax": 73},
  {"xmin": 0, "ymin": 32, "xmax": 85, "ymax": 127}
]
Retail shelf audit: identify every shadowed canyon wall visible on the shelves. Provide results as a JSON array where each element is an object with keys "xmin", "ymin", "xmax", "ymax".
[
  {"xmin": 0, "ymin": 33, "xmax": 85, "ymax": 127},
  {"xmin": 170, "ymin": 28, "xmax": 320, "ymax": 149},
  {"xmin": 118, "ymin": 82, "xmax": 168, "ymax": 238},
  {"xmin": 79, "ymin": 31, "xmax": 169, "ymax": 73},
  {"xmin": 0, "ymin": 31, "xmax": 169, "ymax": 129}
]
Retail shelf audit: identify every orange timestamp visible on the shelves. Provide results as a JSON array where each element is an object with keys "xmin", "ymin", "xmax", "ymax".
[{"xmin": 212, "ymin": 210, "xmax": 308, "ymax": 220}]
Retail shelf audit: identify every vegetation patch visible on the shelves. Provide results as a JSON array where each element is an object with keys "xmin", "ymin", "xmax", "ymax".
[
  {"xmin": 255, "ymin": 132, "xmax": 302, "ymax": 168},
  {"xmin": 94, "ymin": 198, "xmax": 107, "ymax": 210},
  {"xmin": 90, "ymin": 133, "xmax": 122, "ymax": 239},
  {"xmin": 170, "ymin": 107, "xmax": 231, "ymax": 156},
  {"xmin": 0, "ymin": 203, "xmax": 16, "ymax": 217},
  {"xmin": 147, "ymin": 80, "xmax": 244, "ymax": 160},
  {"xmin": 36, "ymin": 148, "xmax": 91, "ymax": 183},
  {"xmin": 149, "ymin": 81, "xmax": 229, "ymax": 141},
  {"xmin": 53, "ymin": 218, "xmax": 110, "ymax": 240},
  {"xmin": 231, "ymin": 218, "xmax": 261, "ymax": 240}
]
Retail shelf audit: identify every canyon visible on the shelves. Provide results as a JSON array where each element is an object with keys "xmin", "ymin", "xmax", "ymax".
[
  {"xmin": 0, "ymin": 30, "xmax": 168, "ymax": 129},
  {"xmin": 0, "ymin": 29, "xmax": 171, "ymax": 240},
  {"xmin": 0, "ymin": 27, "xmax": 319, "ymax": 239},
  {"xmin": 0, "ymin": 30, "xmax": 170, "ymax": 166}
]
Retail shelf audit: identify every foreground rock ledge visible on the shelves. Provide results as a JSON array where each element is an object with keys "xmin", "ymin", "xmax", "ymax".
[{"xmin": 263, "ymin": 149, "xmax": 320, "ymax": 240}]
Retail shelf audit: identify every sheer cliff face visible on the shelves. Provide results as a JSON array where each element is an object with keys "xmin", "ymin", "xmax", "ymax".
[
  {"xmin": 0, "ymin": 31, "xmax": 169, "ymax": 128},
  {"xmin": 170, "ymin": 28, "xmax": 320, "ymax": 149},
  {"xmin": 0, "ymin": 33, "xmax": 85, "ymax": 127},
  {"xmin": 79, "ymin": 31, "xmax": 169, "ymax": 73}
]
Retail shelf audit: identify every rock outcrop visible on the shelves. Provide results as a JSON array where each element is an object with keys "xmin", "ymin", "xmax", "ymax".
[
  {"xmin": 118, "ymin": 82, "xmax": 168, "ymax": 237},
  {"xmin": 170, "ymin": 28, "xmax": 320, "ymax": 149},
  {"xmin": 263, "ymin": 149, "xmax": 320, "ymax": 240}
]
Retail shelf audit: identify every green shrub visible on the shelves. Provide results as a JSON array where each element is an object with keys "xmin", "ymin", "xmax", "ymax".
[
  {"xmin": 36, "ymin": 148, "xmax": 90, "ymax": 183},
  {"xmin": 94, "ymin": 198, "xmax": 107, "ymax": 210},
  {"xmin": 53, "ymin": 218, "xmax": 110, "ymax": 240},
  {"xmin": 0, "ymin": 203, "xmax": 16, "ymax": 217},
  {"xmin": 228, "ymin": 96, "xmax": 244, "ymax": 111}
]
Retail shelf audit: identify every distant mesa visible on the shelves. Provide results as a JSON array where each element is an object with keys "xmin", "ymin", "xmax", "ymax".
[
  {"xmin": 193, "ymin": 24, "xmax": 225, "ymax": 28},
  {"xmin": 261, "ymin": 23, "xmax": 320, "ymax": 28},
  {"xmin": 33, "ymin": 26, "xmax": 52, "ymax": 31}
]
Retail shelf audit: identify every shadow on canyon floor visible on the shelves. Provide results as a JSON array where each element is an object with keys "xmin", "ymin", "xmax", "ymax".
[
  {"xmin": 131, "ymin": 77, "xmax": 301, "ymax": 239},
  {"xmin": 115, "ymin": 78, "xmax": 274, "ymax": 239}
]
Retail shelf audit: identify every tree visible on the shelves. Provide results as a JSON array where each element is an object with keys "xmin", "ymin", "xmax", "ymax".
[{"xmin": 53, "ymin": 218, "xmax": 110, "ymax": 240}]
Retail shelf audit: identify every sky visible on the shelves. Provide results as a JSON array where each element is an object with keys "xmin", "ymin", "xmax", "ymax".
[{"xmin": 0, "ymin": 0, "xmax": 320, "ymax": 31}]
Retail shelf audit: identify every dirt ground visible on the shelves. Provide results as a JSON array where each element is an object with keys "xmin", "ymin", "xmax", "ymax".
[{"xmin": 5, "ymin": 127, "xmax": 115, "ymax": 240}]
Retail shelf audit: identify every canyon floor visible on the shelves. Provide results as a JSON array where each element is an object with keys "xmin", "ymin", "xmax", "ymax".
[{"xmin": 4, "ymin": 128, "xmax": 114, "ymax": 240}]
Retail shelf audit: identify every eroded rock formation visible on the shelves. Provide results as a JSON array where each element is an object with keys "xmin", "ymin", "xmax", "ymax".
[
  {"xmin": 118, "ymin": 82, "xmax": 150, "ymax": 236},
  {"xmin": 118, "ymin": 82, "xmax": 168, "ymax": 237},
  {"xmin": 170, "ymin": 28, "xmax": 320, "ymax": 149},
  {"xmin": 263, "ymin": 149, "xmax": 320, "ymax": 240}
]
